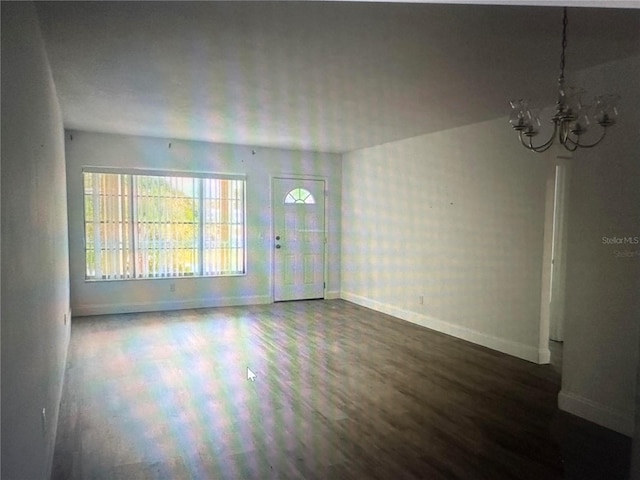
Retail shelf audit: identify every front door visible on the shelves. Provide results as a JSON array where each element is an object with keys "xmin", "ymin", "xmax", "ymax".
[{"xmin": 273, "ymin": 178, "xmax": 325, "ymax": 301}]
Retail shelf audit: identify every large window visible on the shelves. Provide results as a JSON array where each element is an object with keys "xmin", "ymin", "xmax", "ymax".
[{"xmin": 83, "ymin": 169, "xmax": 245, "ymax": 280}]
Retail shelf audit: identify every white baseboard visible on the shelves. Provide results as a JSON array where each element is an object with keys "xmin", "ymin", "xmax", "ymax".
[
  {"xmin": 558, "ymin": 390, "xmax": 634, "ymax": 437},
  {"xmin": 340, "ymin": 291, "xmax": 542, "ymax": 364},
  {"xmin": 73, "ymin": 295, "xmax": 272, "ymax": 317},
  {"xmin": 325, "ymin": 290, "xmax": 340, "ymax": 300},
  {"xmin": 538, "ymin": 347, "xmax": 551, "ymax": 364}
]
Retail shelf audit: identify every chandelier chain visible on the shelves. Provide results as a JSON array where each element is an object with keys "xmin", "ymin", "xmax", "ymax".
[{"xmin": 558, "ymin": 7, "xmax": 568, "ymax": 92}]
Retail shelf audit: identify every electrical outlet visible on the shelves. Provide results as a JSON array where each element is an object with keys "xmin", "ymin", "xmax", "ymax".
[{"xmin": 170, "ymin": 283, "xmax": 176, "ymax": 292}]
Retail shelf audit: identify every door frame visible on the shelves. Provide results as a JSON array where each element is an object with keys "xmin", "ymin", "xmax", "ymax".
[
  {"xmin": 549, "ymin": 160, "xmax": 571, "ymax": 342},
  {"xmin": 270, "ymin": 174, "xmax": 328, "ymax": 302},
  {"xmin": 540, "ymin": 153, "xmax": 571, "ymax": 363}
]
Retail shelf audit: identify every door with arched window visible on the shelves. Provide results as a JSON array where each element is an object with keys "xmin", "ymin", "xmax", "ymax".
[{"xmin": 272, "ymin": 177, "xmax": 325, "ymax": 301}]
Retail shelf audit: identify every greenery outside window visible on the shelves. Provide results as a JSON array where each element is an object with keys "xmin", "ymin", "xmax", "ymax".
[{"xmin": 83, "ymin": 169, "xmax": 246, "ymax": 280}]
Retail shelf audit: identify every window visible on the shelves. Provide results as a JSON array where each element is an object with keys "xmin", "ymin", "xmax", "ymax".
[
  {"xmin": 83, "ymin": 169, "xmax": 245, "ymax": 280},
  {"xmin": 284, "ymin": 188, "xmax": 315, "ymax": 204}
]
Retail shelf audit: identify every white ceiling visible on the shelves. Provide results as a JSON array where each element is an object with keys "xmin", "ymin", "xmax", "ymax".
[{"xmin": 35, "ymin": 1, "xmax": 640, "ymax": 153}]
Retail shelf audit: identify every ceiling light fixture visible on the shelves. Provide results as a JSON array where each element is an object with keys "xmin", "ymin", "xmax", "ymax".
[{"xmin": 509, "ymin": 7, "xmax": 619, "ymax": 153}]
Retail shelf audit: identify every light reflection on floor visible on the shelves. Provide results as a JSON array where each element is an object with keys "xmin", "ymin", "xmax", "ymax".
[{"xmin": 61, "ymin": 309, "xmax": 313, "ymax": 478}]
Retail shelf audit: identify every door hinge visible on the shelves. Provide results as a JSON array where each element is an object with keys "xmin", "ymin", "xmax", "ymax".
[{"xmin": 324, "ymin": 282, "xmax": 326, "ymax": 289}]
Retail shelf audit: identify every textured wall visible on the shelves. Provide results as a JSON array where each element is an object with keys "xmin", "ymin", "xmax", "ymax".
[
  {"xmin": 1, "ymin": 2, "xmax": 71, "ymax": 478},
  {"xmin": 65, "ymin": 131, "xmax": 342, "ymax": 316},
  {"xmin": 560, "ymin": 56, "xmax": 640, "ymax": 436},
  {"xmin": 341, "ymin": 116, "xmax": 548, "ymax": 363}
]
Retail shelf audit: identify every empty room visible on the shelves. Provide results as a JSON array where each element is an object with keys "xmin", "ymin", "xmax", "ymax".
[{"xmin": 2, "ymin": 1, "xmax": 639, "ymax": 479}]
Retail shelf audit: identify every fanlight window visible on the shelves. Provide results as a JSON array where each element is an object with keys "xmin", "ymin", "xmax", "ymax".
[{"xmin": 284, "ymin": 188, "xmax": 315, "ymax": 204}]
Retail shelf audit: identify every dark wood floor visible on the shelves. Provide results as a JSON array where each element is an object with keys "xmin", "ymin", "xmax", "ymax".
[{"xmin": 52, "ymin": 299, "xmax": 631, "ymax": 479}]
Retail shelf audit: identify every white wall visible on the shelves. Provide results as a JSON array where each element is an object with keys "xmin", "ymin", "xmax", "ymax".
[
  {"xmin": 1, "ymin": 3, "xmax": 71, "ymax": 479},
  {"xmin": 65, "ymin": 131, "xmax": 341, "ymax": 316},
  {"xmin": 341, "ymin": 116, "xmax": 548, "ymax": 363},
  {"xmin": 559, "ymin": 56, "xmax": 640, "ymax": 437}
]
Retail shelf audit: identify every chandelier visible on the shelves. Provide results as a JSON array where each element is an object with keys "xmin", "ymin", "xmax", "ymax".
[{"xmin": 509, "ymin": 7, "xmax": 619, "ymax": 153}]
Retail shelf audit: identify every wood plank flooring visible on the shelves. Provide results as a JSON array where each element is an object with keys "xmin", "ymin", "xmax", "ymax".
[{"xmin": 51, "ymin": 299, "xmax": 631, "ymax": 479}]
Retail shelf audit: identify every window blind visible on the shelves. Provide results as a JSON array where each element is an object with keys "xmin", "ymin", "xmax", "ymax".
[{"xmin": 83, "ymin": 170, "xmax": 246, "ymax": 280}]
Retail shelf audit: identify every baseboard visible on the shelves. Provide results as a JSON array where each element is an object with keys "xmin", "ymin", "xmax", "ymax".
[
  {"xmin": 538, "ymin": 347, "xmax": 551, "ymax": 364},
  {"xmin": 325, "ymin": 290, "xmax": 340, "ymax": 300},
  {"xmin": 340, "ymin": 291, "xmax": 541, "ymax": 364},
  {"xmin": 558, "ymin": 390, "xmax": 634, "ymax": 437},
  {"xmin": 73, "ymin": 295, "xmax": 272, "ymax": 317}
]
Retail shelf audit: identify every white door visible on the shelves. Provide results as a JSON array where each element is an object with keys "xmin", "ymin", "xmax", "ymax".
[{"xmin": 273, "ymin": 178, "xmax": 325, "ymax": 301}]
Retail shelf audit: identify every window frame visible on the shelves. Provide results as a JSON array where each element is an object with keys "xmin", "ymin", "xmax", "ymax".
[{"xmin": 82, "ymin": 167, "xmax": 247, "ymax": 282}]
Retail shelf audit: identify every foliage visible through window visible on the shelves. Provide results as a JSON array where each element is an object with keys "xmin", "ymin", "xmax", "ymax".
[
  {"xmin": 83, "ymin": 171, "xmax": 245, "ymax": 280},
  {"xmin": 284, "ymin": 188, "xmax": 315, "ymax": 204}
]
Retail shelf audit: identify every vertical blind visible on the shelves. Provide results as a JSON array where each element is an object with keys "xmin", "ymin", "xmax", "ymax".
[{"xmin": 83, "ymin": 170, "xmax": 246, "ymax": 280}]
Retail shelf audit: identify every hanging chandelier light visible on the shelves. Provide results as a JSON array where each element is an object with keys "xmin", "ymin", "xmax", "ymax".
[{"xmin": 509, "ymin": 7, "xmax": 619, "ymax": 153}]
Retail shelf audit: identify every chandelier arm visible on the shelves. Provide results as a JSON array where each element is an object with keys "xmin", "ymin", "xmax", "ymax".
[
  {"xmin": 518, "ymin": 124, "xmax": 557, "ymax": 153},
  {"xmin": 562, "ymin": 140, "xmax": 580, "ymax": 152},
  {"xmin": 558, "ymin": 121, "xmax": 568, "ymax": 144},
  {"xmin": 557, "ymin": 121, "xmax": 580, "ymax": 152},
  {"xmin": 525, "ymin": 134, "xmax": 554, "ymax": 153},
  {"xmin": 562, "ymin": 133, "xmax": 579, "ymax": 147},
  {"xmin": 562, "ymin": 141, "xmax": 578, "ymax": 152},
  {"xmin": 557, "ymin": 123, "xmax": 574, "ymax": 151},
  {"xmin": 565, "ymin": 127, "xmax": 608, "ymax": 149}
]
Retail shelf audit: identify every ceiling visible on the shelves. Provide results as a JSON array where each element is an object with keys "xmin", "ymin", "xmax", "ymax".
[{"xmin": 35, "ymin": 1, "xmax": 640, "ymax": 153}]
